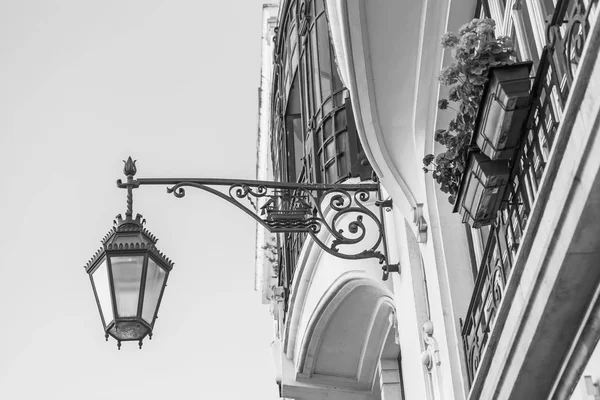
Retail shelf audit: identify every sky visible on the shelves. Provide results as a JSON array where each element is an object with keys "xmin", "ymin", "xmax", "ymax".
[{"xmin": 0, "ymin": 1, "xmax": 280, "ymax": 399}]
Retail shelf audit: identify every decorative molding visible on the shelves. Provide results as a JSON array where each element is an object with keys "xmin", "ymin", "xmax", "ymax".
[
  {"xmin": 413, "ymin": 203, "xmax": 428, "ymax": 243},
  {"xmin": 421, "ymin": 320, "xmax": 445, "ymax": 400},
  {"xmin": 389, "ymin": 310, "xmax": 400, "ymax": 346},
  {"xmin": 421, "ymin": 321, "xmax": 440, "ymax": 371}
]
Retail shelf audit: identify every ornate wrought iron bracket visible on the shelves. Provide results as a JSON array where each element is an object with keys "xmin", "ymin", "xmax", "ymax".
[{"xmin": 116, "ymin": 158, "xmax": 399, "ymax": 280}]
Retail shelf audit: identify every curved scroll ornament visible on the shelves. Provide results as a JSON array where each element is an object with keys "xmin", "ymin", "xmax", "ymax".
[
  {"xmin": 562, "ymin": 0, "xmax": 595, "ymax": 82},
  {"xmin": 470, "ymin": 344, "xmax": 480, "ymax": 381},
  {"xmin": 421, "ymin": 321, "xmax": 445, "ymax": 400},
  {"xmin": 566, "ymin": 15, "xmax": 585, "ymax": 75},
  {"xmin": 298, "ymin": 0, "xmax": 310, "ymax": 36},
  {"xmin": 324, "ymin": 189, "xmax": 385, "ymax": 260},
  {"xmin": 161, "ymin": 180, "xmax": 394, "ymax": 278},
  {"xmin": 546, "ymin": 0, "xmax": 597, "ymax": 86}
]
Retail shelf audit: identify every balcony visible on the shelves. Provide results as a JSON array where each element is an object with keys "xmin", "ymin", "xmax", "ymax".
[{"xmin": 460, "ymin": 0, "xmax": 599, "ymax": 386}]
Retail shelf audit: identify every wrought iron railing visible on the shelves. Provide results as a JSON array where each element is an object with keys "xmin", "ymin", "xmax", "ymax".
[{"xmin": 461, "ymin": 0, "xmax": 598, "ymax": 385}]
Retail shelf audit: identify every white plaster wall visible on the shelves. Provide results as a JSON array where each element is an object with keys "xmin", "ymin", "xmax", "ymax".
[
  {"xmin": 326, "ymin": 1, "xmax": 482, "ymax": 398},
  {"xmin": 388, "ymin": 212, "xmax": 431, "ymax": 400},
  {"xmin": 326, "ymin": 0, "xmax": 422, "ymax": 219},
  {"xmin": 292, "ymin": 260, "xmax": 389, "ymax": 363},
  {"xmin": 255, "ymin": 3, "xmax": 279, "ymax": 303},
  {"xmin": 420, "ymin": 2, "xmax": 483, "ymax": 398}
]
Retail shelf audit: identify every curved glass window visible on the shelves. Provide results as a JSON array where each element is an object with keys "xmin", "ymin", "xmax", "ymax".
[
  {"xmin": 269, "ymin": 0, "xmax": 374, "ymax": 300},
  {"xmin": 271, "ymin": 0, "xmax": 371, "ymax": 185}
]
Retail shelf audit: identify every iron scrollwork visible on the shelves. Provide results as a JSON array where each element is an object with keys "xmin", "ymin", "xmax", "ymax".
[
  {"xmin": 547, "ymin": 0, "xmax": 598, "ymax": 91},
  {"xmin": 117, "ymin": 164, "xmax": 399, "ymax": 280}
]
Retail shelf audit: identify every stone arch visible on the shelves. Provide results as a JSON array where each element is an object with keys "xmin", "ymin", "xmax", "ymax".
[{"xmin": 295, "ymin": 275, "xmax": 396, "ymax": 391}]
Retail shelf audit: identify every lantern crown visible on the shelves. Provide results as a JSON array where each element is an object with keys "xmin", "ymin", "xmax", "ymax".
[{"xmin": 84, "ymin": 214, "xmax": 174, "ymax": 273}]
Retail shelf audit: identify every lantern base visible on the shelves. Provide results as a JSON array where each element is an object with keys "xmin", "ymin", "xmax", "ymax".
[{"xmin": 107, "ymin": 321, "xmax": 151, "ymax": 341}]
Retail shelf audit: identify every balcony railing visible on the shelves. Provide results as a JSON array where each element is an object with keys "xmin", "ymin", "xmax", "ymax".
[{"xmin": 461, "ymin": 0, "xmax": 598, "ymax": 385}]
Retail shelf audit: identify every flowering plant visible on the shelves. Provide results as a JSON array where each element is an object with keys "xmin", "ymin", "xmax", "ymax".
[{"xmin": 423, "ymin": 19, "xmax": 516, "ymax": 204}]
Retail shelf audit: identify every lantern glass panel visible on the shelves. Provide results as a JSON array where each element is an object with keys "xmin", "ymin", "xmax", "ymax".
[
  {"xmin": 91, "ymin": 259, "xmax": 113, "ymax": 326},
  {"xmin": 110, "ymin": 255, "xmax": 144, "ymax": 317},
  {"xmin": 142, "ymin": 258, "xmax": 166, "ymax": 324}
]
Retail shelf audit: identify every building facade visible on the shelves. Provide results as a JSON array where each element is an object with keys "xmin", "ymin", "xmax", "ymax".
[{"xmin": 256, "ymin": 1, "xmax": 600, "ymax": 399}]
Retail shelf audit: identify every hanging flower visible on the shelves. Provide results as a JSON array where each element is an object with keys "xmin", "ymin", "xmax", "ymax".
[
  {"xmin": 441, "ymin": 32, "xmax": 459, "ymax": 48},
  {"xmin": 458, "ymin": 32, "xmax": 478, "ymax": 49},
  {"xmin": 438, "ymin": 64, "xmax": 460, "ymax": 85},
  {"xmin": 422, "ymin": 154, "xmax": 435, "ymax": 166},
  {"xmin": 449, "ymin": 86, "xmax": 460, "ymax": 102},
  {"xmin": 475, "ymin": 18, "xmax": 496, "ymax": 36},
  {"xmin": 424, "ymin": 18, "xmax": 515, "ymax": 203},
  {"xmin": 434, "ymin": 129, "xmax": 450, "ymax": 145}
]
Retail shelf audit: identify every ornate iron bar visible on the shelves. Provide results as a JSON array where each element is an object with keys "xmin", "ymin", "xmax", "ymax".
[
  {"xmin": 116, "ymin": 162, "xmax": 398, "ymax": 281},
  {"xmin": 461, "ymin": 0, "xmax": 597, "ymax": 385}
]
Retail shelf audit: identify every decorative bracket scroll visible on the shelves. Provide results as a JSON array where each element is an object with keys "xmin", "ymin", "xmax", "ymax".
[
  {"xmin": 421, "ymin": 321, "xmax": 444, "ymax": 400},
  {"xmin": 117, "ymin": 169, "xmax": 399, "ymax": 280}
]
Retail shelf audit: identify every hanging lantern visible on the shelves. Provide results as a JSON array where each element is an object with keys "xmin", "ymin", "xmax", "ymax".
[{"xmin": 84, "ymin": 157, "xmax": 174, "ymax": 349}]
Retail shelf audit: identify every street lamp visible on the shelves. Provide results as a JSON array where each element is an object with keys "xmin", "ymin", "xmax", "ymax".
[
  {"xmin": 84, "ymin": 158, "xmax": 173, "ymax": 349},
  {"xmin": 84, "ymin": 157, "xmax": 398, "ymax": 349}
]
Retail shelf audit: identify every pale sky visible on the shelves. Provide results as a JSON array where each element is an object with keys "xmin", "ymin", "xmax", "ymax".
[{"xmin": 0, "ymin": 1, "xmax": 280, "ymax": 399}]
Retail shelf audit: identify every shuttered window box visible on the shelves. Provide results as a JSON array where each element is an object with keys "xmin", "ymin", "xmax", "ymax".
[
  {"xmin": 454, "ymin": 151, "xmax": 510, "ymax": 228},
  {"xmin": 474, "ymin": 62, "xmax": 533, "ymax": 161}
]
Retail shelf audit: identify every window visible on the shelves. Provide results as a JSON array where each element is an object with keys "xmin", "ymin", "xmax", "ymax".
[{"xmin": 271, "ymin": 0, "xmax": 373, "ymax": 186}]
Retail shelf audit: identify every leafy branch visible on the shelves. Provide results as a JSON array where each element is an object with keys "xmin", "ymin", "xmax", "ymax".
[
  {"xmin": 423, "ymin": 18, "xmax": 516, "ymax": 204},
  {"xmin": 261, "ymin": 238, "xmax": 279, "ymax": 277}
]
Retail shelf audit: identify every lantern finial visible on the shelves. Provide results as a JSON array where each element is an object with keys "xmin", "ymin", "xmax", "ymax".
[{"xmin": 123, "ymin": 157, "xmax": 137, "ymax": 177}]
